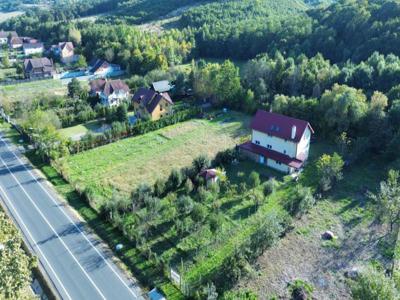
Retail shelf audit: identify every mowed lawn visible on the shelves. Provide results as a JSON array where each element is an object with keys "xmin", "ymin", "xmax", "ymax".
[
  {"xmin": 60, "ymin": 112, "xmax": 251, "ymax": 200},
  {"xmin": 0, "ymin": 79, "xmax": 67, "ymax": 102}
]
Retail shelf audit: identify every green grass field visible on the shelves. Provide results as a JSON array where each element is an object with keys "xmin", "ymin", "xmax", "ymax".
[
  {"xmin": 0, "ymin": 79, "xmax": 67, "ymax": 102},
  {"xmin": 59, "ymin": 112, "xmax": 251, "ymax": 202}
]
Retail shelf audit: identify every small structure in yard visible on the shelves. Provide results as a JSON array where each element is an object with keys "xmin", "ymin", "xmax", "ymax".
[
  {"xmin": 89, "ymin": 79, "xmax": 130, "ymax": 107},
  {"xmin": 23, "ymin": 57, "xmax": 55, "ymax": 79},
  {"xmin": 132, "ymin": 87, "xmax": 174, "ymax": 121},
  {"xmin": 239, "ymin": 109, "xmax": 314, "ymax": 174},
  {"xmin": 199, "ymin": 168, "xmax": 219, "ymax": 186},
  {"xmin": 148, "ymin": 288, "xmax": 166, "ymax": 300},
  {"xmin": 151, "ymin": 80, "xmax": 174, "ymax": 93}
]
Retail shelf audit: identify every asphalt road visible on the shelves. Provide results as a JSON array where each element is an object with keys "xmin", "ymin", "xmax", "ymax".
[{"xmin": 0, "ymin": 133, "xmax": 144, "ymax": 300}]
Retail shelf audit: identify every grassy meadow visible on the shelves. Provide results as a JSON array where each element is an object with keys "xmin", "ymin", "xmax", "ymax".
[
  {"xmin": 0, "ymin": 79, "xmax": 67, "ymax": 103},
  {"xmin": 58, "ymin": 112, "xmax": 251, "ymax": 204}
]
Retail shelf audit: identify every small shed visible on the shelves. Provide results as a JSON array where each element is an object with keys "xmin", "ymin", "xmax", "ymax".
[{"xmin": 199, "ymin": 168, "xmax": 219, "ymax": 185}]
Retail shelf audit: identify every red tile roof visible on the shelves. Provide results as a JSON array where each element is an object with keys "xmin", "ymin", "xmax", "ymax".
[
  {"xmin": 239, "ymin": 141, "xmax": 304, "ymax": 169},
  {"xmin": 251, "ymin": 110, "xmax": 314, "ymax": 143}
]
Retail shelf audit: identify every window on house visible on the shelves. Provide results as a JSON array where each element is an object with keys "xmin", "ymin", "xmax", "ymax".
[
  {"xmin": 276, "ymin": 161, "xmax": 282, "ymax": 165},
  {"xmin": 267, "ymin": 145, "xmax": 272, "ymax": 149},
  {"xmin": 284, "ymin": 150, "xmax": 287, "ymax": 154},
  {"xmin": 255, "ymin": 140, "xmax": 260, "ymax": 145}
]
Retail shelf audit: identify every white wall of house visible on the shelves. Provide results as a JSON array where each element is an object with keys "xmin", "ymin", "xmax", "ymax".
[
  {"xmin": 24, "ymin": 47, "xmax": 44, "ymax": 56},
  {"xmin": 252, "ymin": 130, "xmax": 297, "ymax": 157},
  {"xmin": 296, "ymin": 127, "xmax": 311, "ymax": 161},
  {"xmin": 101, "ymin": 91, "xmax": 129, "ymax": 107},
  {"xmin": 267, "ymin": 158, "xmax": 290, "ymax": 173}
]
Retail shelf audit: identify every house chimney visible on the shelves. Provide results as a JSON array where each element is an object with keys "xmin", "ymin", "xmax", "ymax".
[{"xmin": 291, "ymin": 125, "xmax": 297, "ymax": 139}]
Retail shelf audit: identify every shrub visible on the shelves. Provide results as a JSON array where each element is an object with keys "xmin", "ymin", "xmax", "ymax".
[
  {"xmin": 263, "ymin": 178, "xmax": 278, "ymax": 196},
  {"xmin": 351, "ymin": 266, "xmax": 399, "ymax": 300},
  {"xmin": 222, "ymin": 289, "xmax": 258, "ymax": 300},
  {"xmin": 177, "ymin": 195, "xmax": 194, "ymax": 215},
  {"xmin": 191, "ymin": 203, "xmax": 207, "ymax": 223},
  {"xmin": 154, "ymin": 178, "xmax": 166, "ymax": 197},
  {"xmin": 285, "ymin": 185, "xmax": 315, "ymax": 217},
  {"xmin": 167, "ymin": 169, "xmax": 183, "ymax": 191},
  {"xmin": 131, "ymin": 183, "xmax": 153, "ymax": 209},
  {"xmin": 316, "ymin": 153, "xmax": 344, "ymax": 192},
  {"xmin": 208, "ymin": 213, "xmax": 223, "ymax": 233},
  {"xmin": 184, "ymin": 178, "xmax": 194, "ymax": 194},
  {"xmin": 192, "ymin": 155, "xmax": 211, "ymax": 174},
  {"xmin": 288, "ymin": 279, "xmax": 314, "ymax": 300},
  {"xmin": 249, "ymin": 171, "xmax": 261, "ymax": 188}
]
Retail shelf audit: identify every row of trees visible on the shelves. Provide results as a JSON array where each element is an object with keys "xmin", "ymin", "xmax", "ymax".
[
  {"xmin": 0, "ymin": 211, "xmax": 36, "ymax": 299},
  {"xmin": 243, "ymin": 51, "xmax": 400, "ymax": 101}
]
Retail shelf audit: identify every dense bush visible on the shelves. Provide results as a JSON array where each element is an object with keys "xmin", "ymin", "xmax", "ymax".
[{"xmin": 350, "ymin": 266, "xmax": 400, "ymax": 300}]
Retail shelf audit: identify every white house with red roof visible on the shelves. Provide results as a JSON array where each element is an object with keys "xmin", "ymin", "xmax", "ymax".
[
  {"xmin": 89, "ymin": 79, "xmax": 130, "ymax": 107},
  {"xmin": 239, "ymin": 110, "xmax": 314, "ymax": 174}
]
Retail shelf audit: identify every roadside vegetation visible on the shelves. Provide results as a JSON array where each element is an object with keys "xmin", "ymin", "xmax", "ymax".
[{"xmin": 0, "ymin": 207, "xmax": 36, "ymax": 300}]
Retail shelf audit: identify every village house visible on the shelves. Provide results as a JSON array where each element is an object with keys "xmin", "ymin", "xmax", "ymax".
[
  {"xmin": 0, "ymin": 31, "xmax": 17, "ymax": 45},
  {"xmin": 132, "ymin": 87, "xmax": 174, "ymax": 121},
  {"xmin": 51, "ymin": 42, "xmax": 78, "ymax": 64},
  {"xmin": 23, "ymin": 42, "xmax": 44, "ymax": 56},
  {"xmin": 9, "ymin": 36, "xmax": 23, "ymax": 49},
  {"xmin": 89, "ymin": 58, "xmax": 121, "ymax": 77},
  {"xmin": 89, "ymin": 79, "xmax": 130, "ymax": 107},
  {"xmin": 23, "ymin": 57, "xmax": 55, "ymax": 79},
  {"xmin": 239, "ymin": 110, "xmax": 314, "ymax": 174}
]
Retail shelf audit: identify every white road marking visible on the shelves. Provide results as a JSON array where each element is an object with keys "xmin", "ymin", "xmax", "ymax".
[
  {"xmin": 0, "ymin": 136, "xmax": 139, "ymax": 299},
  {"xmin": 0, "ymin": 153, "xmax": 107, "ymax": 300},
  {"xmin": 0, "ymin": 184, "xmax": 73, "ymax": 300}
]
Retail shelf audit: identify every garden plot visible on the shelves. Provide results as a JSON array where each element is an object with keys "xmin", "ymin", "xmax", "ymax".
[{"xmin": 58, "ymin": 112, "xmax": 251, "ymax": 205}]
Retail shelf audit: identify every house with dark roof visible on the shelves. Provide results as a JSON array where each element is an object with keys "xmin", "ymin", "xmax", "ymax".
[
  {"xmin": 23, "ymin": 58, "xmax": 55, "ymax": 79},
  {"xmin": 239, "ymin": 110, "xmax": 314, "ymax": 174},
  {"xmin": 89, "ymin": 79, "xmax": 130, "ymax": 107},
  {"xmin": 0, "ymin": 31, "xmax": 17, "ymax": 45},
  {"xmin": 132, "ymin": 87, "xmax": 174, "ymax": 121}
]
